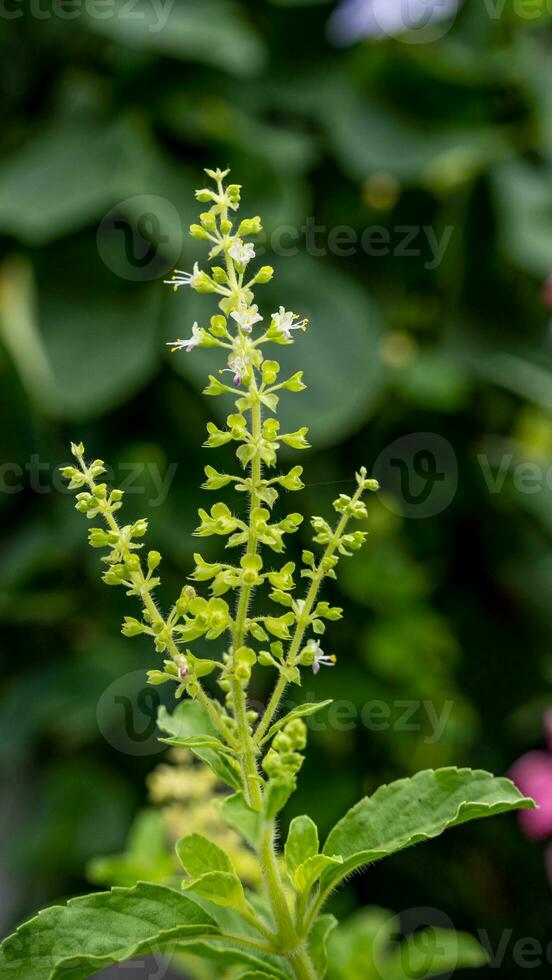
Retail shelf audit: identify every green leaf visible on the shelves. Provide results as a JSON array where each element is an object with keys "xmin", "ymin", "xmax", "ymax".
[
  {"xmin": 327, "ymin": 84, "xmax": 508, "ymax": 186},
  {"xmin": 181, "ymin": 939, "xmax": 288, "ymax": 977},
  {"xmin": 383, "ymin": 928, "xmax": 488, "ymax": 980},
  {"xmin": 174, "ymin": 937, "xmax": 289, "ymax": 977},
  {"xmin": 294, "ymin": 855, "xmax": 343, "ymax": 895},
  {"xmin": 177, "ymin": 833, "xmax": 234, "ymax": 878},
  {"xmin": 158, "ymin": 700, "xmax": 216, "ymax": 739},
  {"xmin": 261, "ymin": 700, "xmax": 333, "ymax": 745},
  {"xmin": 235, "ymin": 973, "xmax": 280, "ymax": 979},
  {"xmin": 327, "ymin": 907, "xmax": 488, "ymax": 980},
  {"xmin": 0, "ymin": 117, "xmax": 150, "ymax": 245},
  {"xmin": 0, "ymin": 882, "xmax": 218, "ymax": 979},
  {"xmin": 183, "ymin": 871, "xmax": 246, "ymax": 909},
  {"xmin": 88, "ymin": 810, "xmax": 173, "ymax": 887},
  {"xmin": 158, "ymin": 703, "xmax": 242, "ymax": 791},
  {"xmin": 322, "ymin": 768, "xmax": 534, "ymax": 895},
  {"xmin": 0, "ymin": 251, "xmax": 160, "ymax": 420},
  {"xmin": 493, "ymin": 160, "xmax": 552, "ymax": 277},
  {"xmin": 309, "ymin": 914, "xmax": 338, "ymax": 979},
  {"xmin": 160, "ymin": 733, "xmax": 230, "ymax": 751},
  {"xmin": 84, "ymin": 0, "xmax": 266, "ymax": 78},
  {"xmin": 216, "ymin": 791, "xmax": 262, "ymax": 849},
  {"xmin": 285, "ymin": 815, "xmax": 319, "ymax": 878},
  {"xmin": 264, "ymin": 776, "xmax": 297, "ymax": 820}
]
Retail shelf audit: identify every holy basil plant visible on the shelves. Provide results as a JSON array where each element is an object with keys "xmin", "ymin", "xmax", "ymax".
[{"xmin": 0, "ymin": 169, "xmax": 534, "ymax": 980}]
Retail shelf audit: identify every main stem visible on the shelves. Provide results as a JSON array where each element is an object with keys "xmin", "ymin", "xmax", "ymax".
[{"xmin": 226, "ymin": 364, "xmax": 318, "ymax": 979}]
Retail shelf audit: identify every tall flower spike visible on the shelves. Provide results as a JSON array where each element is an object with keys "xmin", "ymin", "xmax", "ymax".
[{"xmin": 39, "ymin": 166, "xmax": 533, "ymax": 980}]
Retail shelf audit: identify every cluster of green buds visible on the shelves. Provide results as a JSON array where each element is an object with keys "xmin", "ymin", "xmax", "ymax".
[{"xmin": 61, "ymin": 167, "xmax": 379, "ymax": 811}]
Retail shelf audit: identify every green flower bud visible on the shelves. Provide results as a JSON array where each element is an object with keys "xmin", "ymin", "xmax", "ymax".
[
  {"xmin": 200, "ymin": 211, "xmax": 217, "ymax": 232},
  {"xmin": 147, "ymin": 550, "xmax": 161, "ymax": 571},
  {"xmin": 258, "ymin": 651, "xmax": 275, "ymax": 667},
  {"xmin": 281, "ymin": 371, "xmax": 306, "ymax": 392},
  {"xmin": 261, "ymin": 360, "xmax": 280, "ymax": 385},
  {"xmin": 285, "ymin": 718, "xmax": 307, "ymax": 750},
  {"xmin": 237, "ymin": 216, "xmax": 262, "ymax": 236},
  {"xmin": 195, "ymin": 188, "xmax": 216, "ymax": 202},
  {"xmin": 226, "ymin": 184, "xmax": 241, "ymax": 208},
  {"xmin": 273, "ymin": 732, "xmax": 292, "ymax": 753},
  {"xmin": 211, "ymin": 267, "xmax": 228, "ymax": 285},
  {"xmin": 235, "ymin": 663, "xmax": 251, "ymax": 683},
  {"xmin": 88, "ymin": 528, "xmax": 110, "ymax": 548},
  {"xmin": 254, "ymin": 265, "xmax": 274, "ymax": 283},
  {"xmin": 280, "ymin": 427, "xmax": 310, "ymax": 450},
  {"xmin": 71, "ymin": 442, "xmax": 84, "ymax": 458},
  {"xmin": 146, "ymin": 670, "xmax": 171, "ymax": 685},
  {"xmin": 122, "ymin": 617, "xmax": 145, "ymax": 637},
  {"xmin": 190, "ymin": 223, "xmax": 211, "ymax": 239},
  {"xmin": 209, "ymin": 314, "xmax": 228, "ymax": 336},
  {"xmin": 131, "ymin": 519, "xmax": 148, "ymax": 537},
  {"xmin": 262, "ymin": 748, "xmax": 282, "ymax": 778}
]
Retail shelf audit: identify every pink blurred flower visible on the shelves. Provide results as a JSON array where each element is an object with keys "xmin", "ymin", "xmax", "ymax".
[{"xmin": 509, "ymin": 709, "xmax": 552, "ymax": 841}]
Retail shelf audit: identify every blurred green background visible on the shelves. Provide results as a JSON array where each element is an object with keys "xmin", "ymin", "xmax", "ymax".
[{"xmin": 1, "ymin": 0, "xmax": 552, "ymax": 975}]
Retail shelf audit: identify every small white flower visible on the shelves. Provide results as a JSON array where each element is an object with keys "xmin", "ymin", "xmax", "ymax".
[
  {"xmin": 222, "ymin": 354, "xmax": 250, "ymax": 387},
  {"xmin": 164, "ymin": 262, "xmax": 202, "ymax": 291},
  {"xmin": 229, "ymin": 238, "xmax": 256, "ymax": 265},
  {"xmin": 271, "ymin": 306, "xmax": 308, "ymax": 340},
  {"xmin": 230, "ymin": 303, "xmax": 263, "ymax": 334},
  {"xmin": 306, "ymin": 639, "xmax": 337, "ymax": 675},
  {"xmin": 166, "ymin": 322, "xmax": 203, "ymax": 353}
]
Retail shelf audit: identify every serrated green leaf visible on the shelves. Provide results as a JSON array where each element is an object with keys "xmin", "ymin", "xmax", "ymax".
[
  {"xmin": 322, "ymin": 768, "xmax": 534, "ymax": 897},
  {"xmin": 177, "ymin": 833, "xmax": 234, "ymax": 878},
  {"xmin": 0, "ymin": 882, "xmax": 218, "ymax": 979},
  {"xmin": 216, "ymin": 791, "xmax": 262, "ymax": 850},
  {"xmin": 183, "ymin": 870, "xmax": 246, "ymax": 909},
  {"xmin": 261, "ymin": 700, "xmax": 333, "ymax": 745},
  {"xmin": 285, "ymin": 815, "xmax": 319, "ymax": 878}
]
